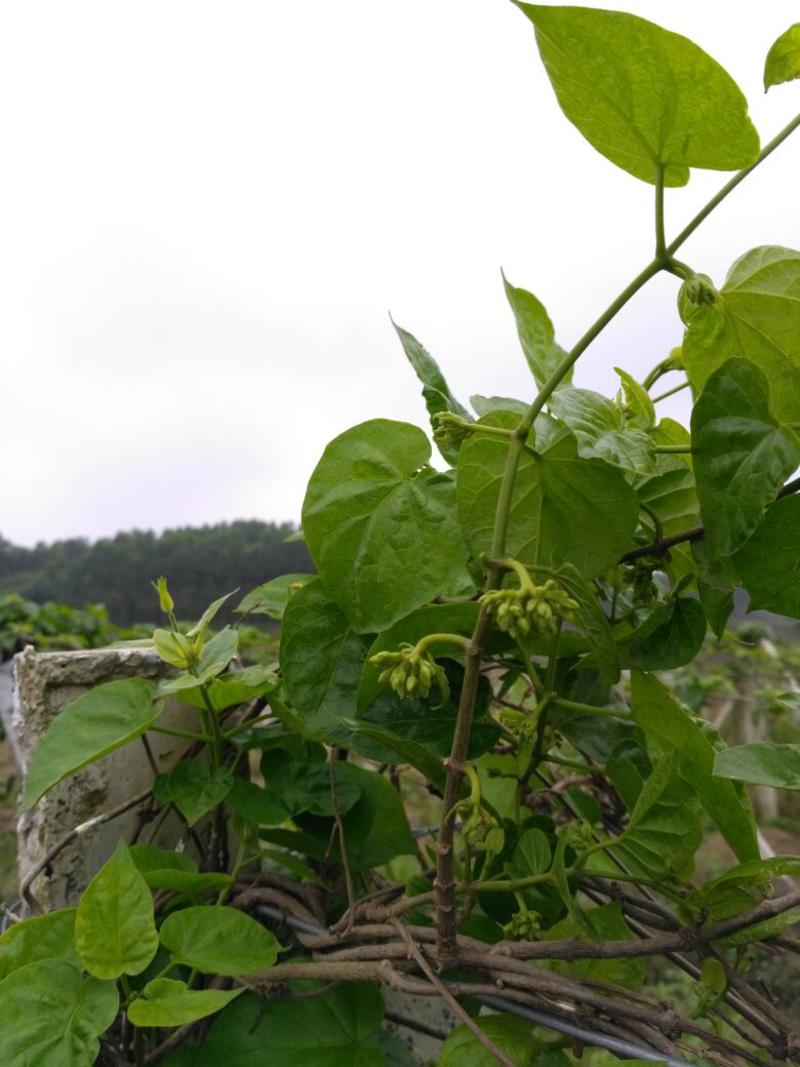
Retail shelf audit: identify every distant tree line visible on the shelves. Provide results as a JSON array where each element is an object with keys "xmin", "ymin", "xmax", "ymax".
[{"xmin": 0, "ymin": 521, "xmax": 312, "ymax": 625}]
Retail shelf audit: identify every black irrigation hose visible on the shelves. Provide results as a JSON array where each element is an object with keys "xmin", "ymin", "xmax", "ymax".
[{"xmin": 255, "ymin": 904, "xmax": 695, "ymax": 1067}]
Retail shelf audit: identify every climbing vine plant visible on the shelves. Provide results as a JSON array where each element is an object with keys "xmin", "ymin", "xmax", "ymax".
[{"xmin": 6, "ymin": 6, "xmax": 800, "ymax": 1066}]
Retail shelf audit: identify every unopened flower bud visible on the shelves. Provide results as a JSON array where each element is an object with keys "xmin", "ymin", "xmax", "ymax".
[{"xmin": 152, "ymin": 576, "xmax": 174, "ymax": 615}]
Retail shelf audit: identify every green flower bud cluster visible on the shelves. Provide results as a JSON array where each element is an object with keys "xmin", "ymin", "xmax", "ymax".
[
  {"xmin": 627, "ymin": 560, "xmax": 659, "ymax": 606},
  {"xmin": 503, "ymin": 909, "xmax": 542, "ymax": 941},
  {"xmin": 678, "ymin": 273, "xmax": 719, "ymax": 324},
  {"xmin": 499, "ymin": 707, "xmax": 538, "ymax": 742},
  {"xmin": 458, "ymin": 799, "xmax": 505, "ymax": 856},
  {"xmin": 431, "ymin": 411, "xmax": 472, "ymax": 449},
  {"xmin": 370, "ymin": 643, "xmax": 449, "ymax": 702},
  {"xmin": 482, "ymin": 580, "xmax": 578, "ymax": 641}
]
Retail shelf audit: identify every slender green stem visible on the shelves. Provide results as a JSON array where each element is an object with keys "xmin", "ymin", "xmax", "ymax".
[
  {"xmin": 150, "ymin": 724, "xmax": 210, "ymax": 744},
  {"xmin": 654, "ymin": 444, "xmax": 692, "ymax": 454},
  {"xmin": 223, "ymin": 712, "xmax": 275, "ymax": 740},
  {"xmin": 519, "ymin": 259, "xmax": 665, "ymax": 440},
  {"xmin": 655, "ymin": 164, "xmax": 666, "ymax": 257},
  {"xmin": 666, "ymin": 112, "xmax": 800, "ymax": 256},
  {"xmin": 415, "ymin": 632, "xmax": 470, "ymax": 653},
  {"xmin": 652, "ymin": 379, "xmax": 690, "ymax": 403},
  {"xmin": 639, "ymin": 500, "xmax": 663, "ymax": 544},
  {"xmin": 551, "ymin": 696, "xmax": 631, "ymax": 719}
]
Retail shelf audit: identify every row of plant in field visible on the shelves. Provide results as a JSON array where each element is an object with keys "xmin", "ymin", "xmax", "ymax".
[{"xmin": 5, "ymin": 6, "xmax": 800, "ymax": 1066}]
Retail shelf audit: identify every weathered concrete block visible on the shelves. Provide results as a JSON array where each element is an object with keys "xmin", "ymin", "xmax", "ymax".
[{"xmin": 12, "ymin": 646, "xmax": 202, "ymax": 910}]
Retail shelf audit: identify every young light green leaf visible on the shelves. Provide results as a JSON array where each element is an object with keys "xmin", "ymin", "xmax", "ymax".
[
  {"xmin": 391, "ymin": 318, "xmax": 470, "ymax": 464},
  {"xmin": 764, "ymin": 24, "xmax": 800, "ymax": 90},
  {"xmin": 615, "ymin": 368, "xmax": 655, "ymax": 430},
  {"xmin": 22, "ymin": 677, "xmax": 159, "ymax": 810},
  {"xmin": 439, "ymin": 1012, "xmax": 541, "ymax": 1066},
  {"xmin": 682, "ymin": 247, "xmax": 800, "ymax": 421},
  {"xmin": 196, "ymin": 626, "xmax": 239, "ymax": 677},
  {"xmin": 236, "ymin": 574, "xmax": 314, "ymax": 619},
  {"xmin": 631, "ymin": 672, "xmax": 759, "ymax": 863},
  {"xmin": 502, "ymin": 271, "xmax": 568, "ymax": 389},
  {"xmin": 159, "ymin": 905, "xmax": 281, "ymax": 975},
  {"xmin": 280, "ymin": 577, "xmax": 373, "ymax": 737},
  {"xmin": 154, "ymin": 759, "xmax": 234, "ymax": 826},
  {"xmin": 514, "ymin": 4, "xmax": 759, "ymax": 185},
  {"xmin": 75, "ymin": 840, "xmax": 158, "ymax": 979},
  {"xmin": 734, "ymin": 495, "xmax": 800, "ymax": 618},
  {"xmin": 302, "ymin": 419, "xmax": 470, "ymax": 632},
  {"xmin": 691, "ymin": 358, "xmax": 800, "ymax": 559},
  {"xmin": 183, "ymin": 985, "xmax": 385, "ymax": 1067},
  {"xmin": 714, "ymin": 742, "xmax": 800, "ymax": 791},
  {"xmin": 186, "ymin": 589, "xmax": 238, "ymax": 638},
  {"xmin": 548, "ymin": 386, "xmax": 655, "ymax": 475},
  {"xmin": 0, "ymin": 960, "xmax": 119, "ymax": 1067},
  {"xmin": 457, "ymin": 416, "xmax": 638, "ymax": 580},
  {"xmin": 169, "ymin": 664, "xmax": 279, "ymax": 712},
  {"xmin": 0, "ymin": 909, "xmax": 78, "ymax": 982},
  {"xmin": 127, "ymin": 978, "xmax": 242, "ymax": 1027}
]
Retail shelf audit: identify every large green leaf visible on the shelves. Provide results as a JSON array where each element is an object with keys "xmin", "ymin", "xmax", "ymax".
[
  {"xmin": 127, "ymin": 978, "xmax": 242, "ymax": 1027},
  {"xmin": 514, "ymin": 4, "xmax": 759, "ymax": 185},
  {"xmin": 75, "ymin": 840, "xmax": 158, "ymax": 979},
  {"xmin": 548, "ymin": 387, "xmax": 654, "ymax": 475},
  {"xmin": 280, "ymin": 577, "xmax": 373, "ymax": 736},
  {"xmin": 259, "ymin": 749, "xmax": 362, "ymax": 818},
  {"xmin": 130, "ymin": 842, "xmax": 231, "ymax": 896},
  {"xmin": 22, "ymin": 677, "xmax": 159, "ymax": 809},
  {"xmin": 734, "ymin": 495, "xmax": 800, "ymax": 618},
  {"xmin": 506, "ymin": 827, "xmax": 552, "ymax": 879},
  {"xmin": 154, "ymin": 759, "xmax": 235, "ymax": 826},
  {"xmin": 159, "ymin": 906, "xmax": 281, "ymax": 975},
  {"xmin": 691, "ymin": 358, "xmax": 800, "ymax": 559},
  {"xmin": 236, "ymin": 574, "xmax": 314, "ymax": 620},
  {"xmin": 392, "ymin": 319, "xmax": 470, "ymax": 464},
  {"xmin": 295, "ymin": 764, "xmax": 415, "ymax": 873},
  {"xmin": 631, "ymin": 672, "xmax": 759, "ymax": 862},
  {"xmin": 764, "ymin": 24, "xmax": 800, "ymax": 90},
  {"xmin": 503, "ymin": 271, "xmax": 568, "ymax": 389},
  {"xmin": 637, "ymin": 461, "xmax": 699, "ymax": 582},
  {"xmin": 682, "ymin": 247, "xmax": 800, "ymax": 421},
  {"xmin": 617, "ymin": 597, "xmax": 706, "ymax": 670},
  {"xmin": 714, "ymin": 743, "xmax": 800, "ymax": 791},
  {"xmin": 546, "ymin": 901, "xmax": 646, "ymax": 992},
  {"xmin": 184, "ymin": 985, "xmax": 385, "ymax": 1067},
  {"xmin": 457, "ymin": 418, "xmax": 638, "ymax": 579},
  {"xmin": 439, "ymin": 1013, "xmax": 541, "ymax": 1066},
  {"xmin": 0, "ymin": 960, "xmax": 118, "ymax": 1067},
  {"xmin": 612, "ymin": 754, "xmax": 703, "ymax": 880},
  {"xmin": 555, "ymin": 564, "xmax": 619, "ymax": 684},
  {"xmin": 0, "ymin": 909, "xmax": 78, "ymax": 982},
  {"xmin": 302, "ymin": 419, "xmax": 469, "ymax": 632}
]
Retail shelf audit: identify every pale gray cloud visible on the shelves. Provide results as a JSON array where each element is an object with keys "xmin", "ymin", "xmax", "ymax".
[{"xmin": 2, "ymin": 1, "xmax": 799, "ymax": 544}]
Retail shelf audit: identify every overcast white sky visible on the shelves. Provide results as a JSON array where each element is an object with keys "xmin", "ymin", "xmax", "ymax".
[{"xmin": 2, "ymin": 1, "xmax": 799, "ymax": 547}]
